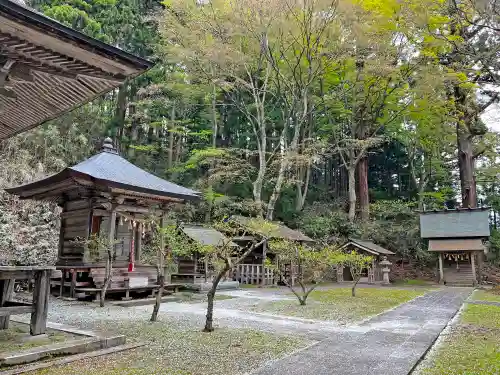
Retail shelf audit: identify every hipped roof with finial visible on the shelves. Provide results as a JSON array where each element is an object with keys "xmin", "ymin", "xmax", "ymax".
[{"xmin": 5, "ymin": 138, "xmax": 200, "ymax": 202}]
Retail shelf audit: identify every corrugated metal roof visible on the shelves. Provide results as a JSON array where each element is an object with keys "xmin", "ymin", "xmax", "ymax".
[
  {"xmin": 428, "ymin": 239, "xmax": 485, "ymax": 252},
  {"xmin": 0, "ymin": 0, "xmax": 152, "ymax": 139},
  {"xmin": 181, "ymin": 225, "xmax": 237, "ymax": 247},
  {"xmin": 343, "ymin": 239, "xmax": 395, "ymax": 255},
  {"xmin": 232, "ymin": 215, "xmax": 314, "ymax": 242}
]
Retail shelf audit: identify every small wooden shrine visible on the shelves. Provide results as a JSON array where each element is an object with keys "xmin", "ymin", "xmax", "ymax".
[
  {"xmin": 337, "ymin": 239, "xmax": 395, "ymax": 284},
  {"xmin": 172, "ymin": 224, "xmax": 237, "ymax": 284},
  {"xmin": 229, "ymin": 216, "xmax": 314, "ymax": 286},
  {"xmin": 420, "ymin": 208, "xmax": 490, "ymax": 286},
  {"xmin": 6, "ymin": 138, "xmax": 200, "ymax": 298}
]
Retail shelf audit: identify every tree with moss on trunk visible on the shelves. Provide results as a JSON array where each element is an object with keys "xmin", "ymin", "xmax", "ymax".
[{"xmin": 267, "ymin": 240, "xmax": 345, "ymax": 305}]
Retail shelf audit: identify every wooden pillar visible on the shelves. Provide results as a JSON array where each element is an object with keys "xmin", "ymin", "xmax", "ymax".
[
  {"xmin": 438, "ymin": 252, "xmax": 444, "ymax": 284},
  {"xmin": 69, "ymin": 270, "xmax": 76, "ymax": 298},
  {"xmin": 31, "ymin": 270, "xmax": 50, "ymax": 335},
  {"xmin": 59, "ymin": 270, "xmax": 65, "ymax": 297},
  {"xmin": 0, "ymin": 279, "xmax": 14, "ymax": 329},
  {"xmin": 135, "ymin": 223, "xmax": 143, "ymax": 263},
  {"xmin": 158, "ymin": 214, "xmax": 165, "ymax": 286},
  {"xmin": 261, "ymin": 240, "xmax": 267, "ymax": 286},
  {"xmin": 471, "ymin": 251, "xmax": 477, "ymax": 286}
]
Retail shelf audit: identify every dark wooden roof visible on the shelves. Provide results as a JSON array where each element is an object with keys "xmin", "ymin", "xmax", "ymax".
[
  {"xmin": 231, "ymin": 215, "xmax": 314, "ymax": 242},
  {"xmin": 341, "ymin": 239, "xmax": 395, "ymax": 256},
  {"xmin": 428, "ymin": 239, "xmax": 485, "ymax": 252},
  {"xmin": 6, "ymin": 139, "xmax": 200, "ymax": 202},
  {"xmin": 0, "ymin": 0, "xmax": 153, "ymax": 139}
]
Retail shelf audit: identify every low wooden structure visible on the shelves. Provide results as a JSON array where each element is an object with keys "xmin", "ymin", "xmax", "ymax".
[
  {"xmin": 230, "ymin": 216, "xmax": 314, "ymax": 286},
  {"xmin": 338, "ymin": 239, "xmax": 395, "ymax": 284},
  {"xmin": 420, "ymin": 208, "xmax": 490, "ymax": 286},
  {"xmin": 0, "ymin": 266, "xmax": 53, "ymax": 335},
  {"xmin": 172, "ymin": 224, "xmax": 237, "ymax": 284},
  {"xmin": 6, "ymin": 139, "xmax": 200, "ymax": 299}
]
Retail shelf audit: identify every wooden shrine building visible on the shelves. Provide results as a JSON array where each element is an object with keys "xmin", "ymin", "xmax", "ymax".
[
  {"xmin": 0, "ymin": 0, "xmax": 153, "ymax": 333},
  {"xmin": 6, "ymin": 138, "xmax": 200, "ymax": 297},
  {"xmin": 229, "ymin": 216, "xmax": 314, "ymax": 286},
  {"xmin": 420, "ymin": 208, "xmax": 490, "ymax": 286},
  {"xmin": 337, "ymin": 239, "xmax": 395, "ymax": 284},
  {"xmin": 172, "ymin": 224, "xmax": 237, "ymax": 284}
]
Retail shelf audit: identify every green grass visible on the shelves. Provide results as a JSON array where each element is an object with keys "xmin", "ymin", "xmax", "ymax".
[
  {"xmin": 250, "ymin": 287, "xmax": 428, "ymax": 323},
  {"xmin": 0, "ymin": 323, "xmax": 73, "ymax": 354},
  {"xmin": 394, "ymin": 279, "xmax": 434, "ymax": 286},
  {"xmin": 175, "ymin": 292, "xmax": 235, "ymax": 304},
  {"xmin": 471, "ymin": 290, "xmax": 500, "ymax": 303},
  {"xmin": 420, "ymin": 304, "xmax": 500, "ymax": 375},
  {"xmin": 31, "ymin": 322, "xmax": 309, "ymax": 375}
]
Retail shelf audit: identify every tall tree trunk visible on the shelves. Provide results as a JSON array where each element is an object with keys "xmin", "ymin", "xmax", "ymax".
[
  {"xmin": 128, "ymin": 102, "xmax": 138, "ymax": 159},
  {"xmin": 295, "ymin": 163, "xmax": 311, "ymax": 211},
  {"xmin": 151, "ymin": 215, "xmax": 166, "ymax": 322},
  {"xmin": 101, "ymin": 210, "xmax": 116, "ymax": 308},
  {"xmin": 357, "ymin": 156, "xmax": 369, "ymax": 221},
  {"xmin": 253, "ymin": 145, "xmax": 266, "ymax": 218},
  {"xmin": 113, "ymin": 83, "xmax": 128, "ymax": 152},
  {"xmin": 203, "ymin": 267, "xmax": 227, "ymax": 332},
  {"xmin": 167, "ymin": 103, "xmax": 175, "ymax": 170},
  {"xmin": 348, "ymin": 166, "xmax": 356, "ymax": 222},
  {"xmin": 100, "ymin": 252, "xmax": 112, "ymax": 307},
  {"xmin": 457, "ymin": 128, "xmax": 477, "ymax": 208}
]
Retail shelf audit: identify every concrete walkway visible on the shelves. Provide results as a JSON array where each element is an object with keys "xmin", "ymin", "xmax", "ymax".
[{"xmin": 251, "ymin": 288, "xmax": 472, "ymax": 375}]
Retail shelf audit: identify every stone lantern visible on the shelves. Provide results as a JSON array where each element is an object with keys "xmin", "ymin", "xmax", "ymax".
[{"xmin": 379, "ymin": 256, "xmax": 392, "ymax": 285}]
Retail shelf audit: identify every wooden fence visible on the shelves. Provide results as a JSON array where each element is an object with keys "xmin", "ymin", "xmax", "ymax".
[{"xmin": 235, "ymin": 264, "xmax": 276, "ymax": 286}]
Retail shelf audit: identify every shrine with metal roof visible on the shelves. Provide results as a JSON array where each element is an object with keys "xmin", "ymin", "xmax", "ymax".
[{"xmin": 419, "ymin": 207, "xmax": 490, "ymax": 286}]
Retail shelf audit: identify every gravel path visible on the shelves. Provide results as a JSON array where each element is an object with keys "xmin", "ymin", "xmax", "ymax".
[
  {"xmin": 250, "ymin": 288, "xmax": 472, "ymax": 375},
  {"xmin": 35, "ymin": 290, "xmax": 346, "ymax": 341}
]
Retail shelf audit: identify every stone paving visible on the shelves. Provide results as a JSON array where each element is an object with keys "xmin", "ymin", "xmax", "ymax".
[{"xmin": 251, "ymin": 288, "xmax": 472, "ymax": 375}]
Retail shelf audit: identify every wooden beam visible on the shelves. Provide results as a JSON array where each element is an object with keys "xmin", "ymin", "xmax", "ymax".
[
  {"xmin": 0, "ymin": 305, "xmax": 33, "ymax": 317},
  {"xmin": 30, "ymin": 269, "xmax": 51, "ymax": 335},
  {"xmin": 0, "ymin": 279, "xmax": 15, "ymax": 328}
]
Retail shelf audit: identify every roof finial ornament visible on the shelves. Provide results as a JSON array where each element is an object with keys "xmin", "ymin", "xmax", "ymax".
[{"xmin": 101, "ymin": 137, "xmax": 118, "ymax": 154}]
